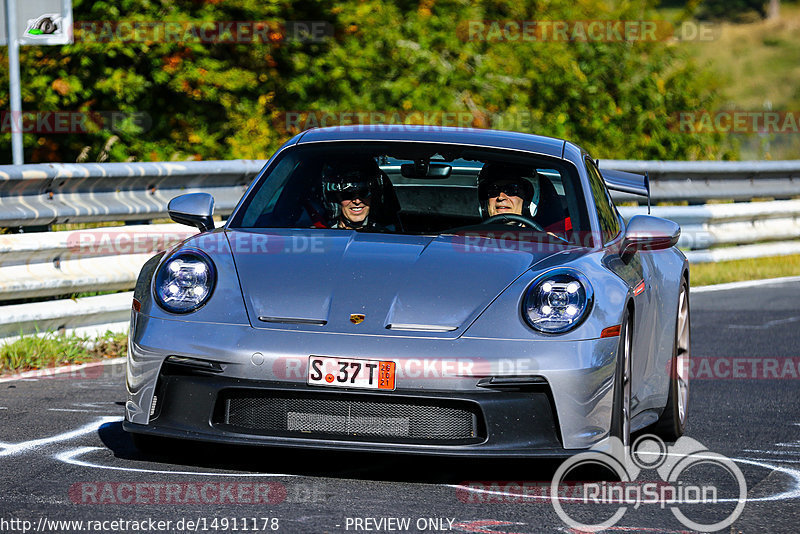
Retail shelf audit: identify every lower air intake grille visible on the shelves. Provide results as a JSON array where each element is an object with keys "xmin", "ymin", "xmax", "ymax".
[{"xmin": 215, "ymin": 390, "xmax": 483, "ymax": 444}]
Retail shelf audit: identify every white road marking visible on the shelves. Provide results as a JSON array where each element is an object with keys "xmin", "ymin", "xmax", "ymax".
[
  {"xmin": 743, "ymin": 449, "xmax": 800, "ymax": 456},
  {"xmin": 728, "ymin": 316, "xmax": 800, "ymax": 330},
  {"xmin": 692, "ymin": 275, "xmax": 800, "ymax": 293},
  {"xmin": 736, "ymin": 458, "xmax": 800, "ymax": 501},
  {"xmin": 0, "ymin": 416, "xmax": 119, "ymax": 457},
  {"xmin": 47, "ymin": 409, "xmax": 110, "ymax": 413},
  {"xmin": 742, "ymin": 457, "xmax": 800, "ymax": 464},
  {"xmin": 449, "ymin": 456, "xmax": 800, "ymax": 504},
  {"xmin": 55, "ymin": 446, "xmax": 296, "ymax": 477}
]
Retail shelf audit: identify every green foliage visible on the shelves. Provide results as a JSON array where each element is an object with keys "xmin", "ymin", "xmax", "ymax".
[{"xmin": 0, "ymin": 0, "xmax": 731, "ymax": 163}]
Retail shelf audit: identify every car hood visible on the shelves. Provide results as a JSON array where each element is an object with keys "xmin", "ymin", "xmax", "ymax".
[{"xmin": 226, "ymin": 229, "xmax": 568, "ymax": 338}]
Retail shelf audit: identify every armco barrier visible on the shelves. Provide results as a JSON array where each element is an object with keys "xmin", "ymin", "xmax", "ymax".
[
  {"xmin": 0, "ymin": 159, "xmax": 798, "ymax": 342},
  {"xmin": 2, "ymin": 159, "xmax": 799, "ymax": 227},
  {"xmin": 602, "ymin": 160, "xmax": 800, "ymax": 203},
  {"xmin": 0, "ymin": 160, "xmax": 263, "ymax": 227}
]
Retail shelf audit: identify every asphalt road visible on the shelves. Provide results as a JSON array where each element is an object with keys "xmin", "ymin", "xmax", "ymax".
[{"xmin": 1, "ymin": 279, "xmax": 799, "ymax": 534}]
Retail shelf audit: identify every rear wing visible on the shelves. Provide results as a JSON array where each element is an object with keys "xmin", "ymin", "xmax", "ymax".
[{"xmin": 600, "ymin": 167, "xmax": 651, "ymax": 213}]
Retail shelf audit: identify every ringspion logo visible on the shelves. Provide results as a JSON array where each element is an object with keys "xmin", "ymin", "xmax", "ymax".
[{"xmin": 551, "ymin": 435, "xmax": 746, "ymax": 532}]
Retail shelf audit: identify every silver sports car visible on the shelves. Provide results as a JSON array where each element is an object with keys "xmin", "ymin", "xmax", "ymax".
[{"xmin": 124, "ymin": 125, "xmax": 690, "ymax": 457}]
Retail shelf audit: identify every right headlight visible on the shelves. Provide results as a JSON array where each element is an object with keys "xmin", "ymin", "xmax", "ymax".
[
  {"xmin": 153, "ymin": 249, "xmax": 216, "ymax": 314},
  {"xmin": 522, "ymin": 268, "xmax": 593, "ymax": 334}
]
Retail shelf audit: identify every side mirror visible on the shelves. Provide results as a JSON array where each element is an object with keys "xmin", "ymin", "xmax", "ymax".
[
  {"xmin": 620, "ymin": 215, "xmax": 680, "ymax": 262},
  {"xmin": 168, "ymin": 193, "xmax": 215, "ymax": 232}
]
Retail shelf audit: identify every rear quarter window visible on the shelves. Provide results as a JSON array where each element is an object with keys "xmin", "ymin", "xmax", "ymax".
[{"xmin": 584, "ymin": 157, "xmax": 621, "ymax": 244}]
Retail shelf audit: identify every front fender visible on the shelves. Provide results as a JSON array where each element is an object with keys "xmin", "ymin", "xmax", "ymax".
[
  {"xmin": 463, "ymin": 251, "xmax": 630, "ymax": 342},
  {"xmin": 137, "ymin": 230, "xmax": 249, "ymax": 325}
]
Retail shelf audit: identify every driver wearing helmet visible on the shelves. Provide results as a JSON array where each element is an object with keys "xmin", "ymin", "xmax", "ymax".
[
  {"xmin": 478, "ymin": 162, "xmax": 569, "ymax": 240},
  {"xmin": 478, "ymin": 163, "xmax": 540, "ymax": 221},
  {"xmin": 321, "ymin": 158, "xmax": 392, "ymax": 231}
]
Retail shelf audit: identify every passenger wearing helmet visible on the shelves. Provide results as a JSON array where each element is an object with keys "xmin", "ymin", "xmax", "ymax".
[{"xmin": 321, "ymin": 159, "xmax": 392, "ymax": 231}]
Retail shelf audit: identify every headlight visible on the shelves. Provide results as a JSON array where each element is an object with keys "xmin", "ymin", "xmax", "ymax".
[
  {"xmin": 522, "ymin": 269, "xmax": 593, "ymax": 334},
  {"xmin": 153, "ymin": 249, "xmax": 216, "ymax": 313}
]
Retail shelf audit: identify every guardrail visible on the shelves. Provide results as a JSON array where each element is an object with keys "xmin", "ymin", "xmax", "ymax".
[
  {"xmin": 602, "ymin": 160, "xmax": 800, "ymax": 203},
  {"xmin": 0, "ymin": 160, "xmax": 263, "ymax": 227},
  {"xmin": 1, "ymin": 159, "xmax": 799, "ymax": 343},
  {"xmin": 2, "ymin": 160, "xmax": 799, "ymax": 228}
]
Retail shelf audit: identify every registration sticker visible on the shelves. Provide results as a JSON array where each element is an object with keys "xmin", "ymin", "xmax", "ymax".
[{"xmin": 307, "ymin": 356, "xmax": 396, "ymax": 390}]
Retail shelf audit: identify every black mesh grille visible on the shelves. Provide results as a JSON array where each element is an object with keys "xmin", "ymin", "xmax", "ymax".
[{"xmin": 215, "ymin": 390, "xmax": 483, "ymax": 444}]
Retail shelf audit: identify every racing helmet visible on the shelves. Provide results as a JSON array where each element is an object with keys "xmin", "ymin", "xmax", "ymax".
[
  {"xmin": 321, "ymin": 158, "xmax": 384, "ymax": 222},
  {"xmin": 477, "ymin": 162, "xmax": 541, "ymax": 218}
]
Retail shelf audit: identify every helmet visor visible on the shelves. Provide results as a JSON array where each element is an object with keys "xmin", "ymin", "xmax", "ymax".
[
  {"xmin": 484, "ymin": 181, "xmax": 527, "ymax": 199},
  {"xmin": 330, "ymin": 181, "xmax": 373, "ymax": 202}
]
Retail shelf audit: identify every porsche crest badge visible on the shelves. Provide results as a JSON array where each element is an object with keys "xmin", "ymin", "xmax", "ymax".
[{"xmin": 350, "ymin": 314, "xmax": 365, "ymax": 325}]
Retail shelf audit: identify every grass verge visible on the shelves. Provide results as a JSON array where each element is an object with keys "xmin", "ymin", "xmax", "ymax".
[
  {"xmin": 0, "ymin": 330, "xmax": 127, "ymax": 376},
  {"xmin": 691, "ymin": 254, "xmax": 800, "ymax": 286},
  {"xmin": 681, "ymin": 4, "xmax": 800, "ymax": 113},
  {"xmin": 672, "ymin": 4, "xmax": 800, "ymax": 159}
]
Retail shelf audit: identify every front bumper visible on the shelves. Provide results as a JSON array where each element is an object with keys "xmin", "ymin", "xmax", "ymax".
[
  {"xmin": 123, "ymin": 373, "xmax": 577, "ymax": 457},
  {"xmin": 125, "ymin": 313, "xmax": 619, "ymax": 454}
]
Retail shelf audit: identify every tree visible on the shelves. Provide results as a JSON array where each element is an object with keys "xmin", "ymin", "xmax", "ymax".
[
  {"xmin": 0, "ymin": 0, "xmax": 730, "ymax": 163},
  {"xmin": 768, "ymin": 0, "xmax": 781, "ymax": 19}
]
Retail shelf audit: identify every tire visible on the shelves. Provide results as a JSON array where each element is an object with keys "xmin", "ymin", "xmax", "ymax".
[
  {"xmin": 610, "ymin": 313, "xmax": 632, "ymax": 448},
  {"xmin": 654, "ymin": 278, "xmax": 690, "ymax": 441}
]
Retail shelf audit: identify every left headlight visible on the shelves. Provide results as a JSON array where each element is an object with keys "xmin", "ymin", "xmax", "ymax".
[
  {"xmin": 522, "ymin": 268, "xmax": 593, "ymax": 334},
  {"xmin": 153, "ymin": 249, "xmax": 216, "ymax": 314}
]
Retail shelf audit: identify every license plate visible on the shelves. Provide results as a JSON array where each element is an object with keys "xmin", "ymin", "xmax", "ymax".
[{"xmin": 307, "ymin": 356, "xmax": 396, "ymax": 390}]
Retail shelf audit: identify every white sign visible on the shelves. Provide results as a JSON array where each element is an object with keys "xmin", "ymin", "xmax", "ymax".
[{"xmin": 0, "ymin": 0, "xmax": 73, "ymax": 46}]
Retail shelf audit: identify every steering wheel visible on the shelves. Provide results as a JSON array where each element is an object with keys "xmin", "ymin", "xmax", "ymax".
[
  {"xmin": 480, "ymin": 213, "xmax": 570, "ymax": 244},
  {"xmin": 481, "ymin": 213, "xmax": 546, "ymax": 233}
]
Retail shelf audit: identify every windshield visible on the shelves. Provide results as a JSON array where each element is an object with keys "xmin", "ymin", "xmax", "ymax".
[{"xmin": 228, "ymin": 142, "xmax": 590, "ymax": 243}]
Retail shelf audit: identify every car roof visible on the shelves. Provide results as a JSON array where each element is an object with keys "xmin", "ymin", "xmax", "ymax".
[{"xmin": 295, "ymin": 125, "xmax": 569, "ymax": 159}]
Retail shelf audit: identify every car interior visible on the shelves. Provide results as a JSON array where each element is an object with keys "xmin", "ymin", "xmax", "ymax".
[{"xmin": 230, "ymin": 143, "xmax": 589, "ymax": 241}]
